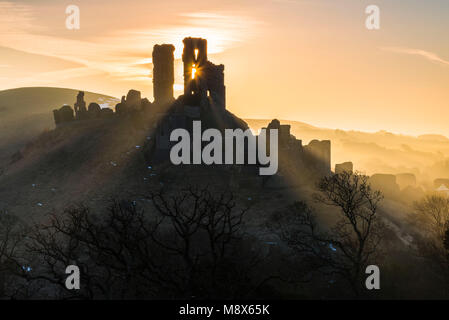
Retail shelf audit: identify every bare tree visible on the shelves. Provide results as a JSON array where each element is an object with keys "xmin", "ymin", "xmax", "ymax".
[
  {"xmin": 21, "ymin": 202, "xmax": 170, "ymax": 299},
  {"xmin": 13, "ymin": 186, "xmax": 268, "ymax": 299},
  {"xmin": 413, "ymin": 195, "xmax": 449, "ymax": 295},
  {"xmin": 149, "ymin": 186, "xmax": 260, "ymax": 299},
  {"xmin": 271, "ymin": 171, "xmax": 384, "ymax": 297},
  {"xmin": 414, "ymin": 195, "xmax": 449, "ymax": 238},
  {"xmin": 0, "ymin": 210, "xmax": 34, "ymax": 299}
]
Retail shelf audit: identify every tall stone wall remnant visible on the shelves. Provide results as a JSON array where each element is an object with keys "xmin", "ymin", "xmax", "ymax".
[
  {"xmin": 74, "ymin": 91, "xmax": 87, "ymax": 120},
  {"xmin": 153, "ymin": 44, "xmax": 175, "ymax": 106},
  {"xmin": 204, "ymin": 61, "xmax": 226, "ymax": 109},
  {"xmin": 182, "ymin": 37, "xmax": 226, "ymax": 109},
  {"xmin": 183, "ymin": 37, "xmax": 208, "ymax": 107}
]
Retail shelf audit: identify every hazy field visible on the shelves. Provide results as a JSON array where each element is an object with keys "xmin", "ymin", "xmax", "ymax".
[{"xmin": 246, "ymin": 119, "xmax": 449, "ymax": 186}]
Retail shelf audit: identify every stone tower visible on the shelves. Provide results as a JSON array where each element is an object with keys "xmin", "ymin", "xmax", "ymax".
[
  {"xmin": 182, "ymin": 37, "xmax": 208, "ymax": 106},
  {"xmin": 152, "ymin": 44, "xmax": 175, "ymax": 105}
]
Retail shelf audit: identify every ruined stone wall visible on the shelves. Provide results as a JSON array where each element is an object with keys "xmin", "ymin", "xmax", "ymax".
[
  {"xmin": 279, "ymin": 125, "xmax": 291, "ymax": 147},
  {"xmin": 204, "ymin": 61, "xmax": 226, "ymax": 109},
  {"xmin": 183, "ymin": 37, "xmax": 208, "ymax": 106},
  {"xmin": 152, "ymin": 44, "xmax": 175, "ymax": 105},
  {"xmin": 52, "ymin": 89, "xmax": 151, "ymax": 126},
  {"xmin": 335, "ymin": 162, "xmax": 353, "ymax": 174},
  {"xmin": 369, "ymin": 174, "xmax": 400, "ymax": 196},
  {"xmin": 88, "ymin": 103, "xmax": 101, "ymax": 118},
  {"xmin": 53, "ymin": 105, "xmax": 75, "ymax": 124},
  {"xmin": 264, "ymin": 119, "xmax": 331, "ymax": 177},
  {"xmin": 74, "ymin": 91, "xmax": 87, "ymax": 120},
  {"xmin": 125, "ymin": 89, "xmax": 142, "ymax": 111},
  {"xmin": 304, "ymin": 139, "xmax": 331, "ymax": 173}
]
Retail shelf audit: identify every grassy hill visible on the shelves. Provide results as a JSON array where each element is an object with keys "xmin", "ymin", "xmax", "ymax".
[
  {"xmin": 0, "ymin": 95, "xmax": 281, "ymax": 222},
  {"xmin": 0, "ymin": 115, "xmax": 153, "ymax": 219},
  {"xmin": 0, "ymin": 87, "xmax": 119, "ymax": 162},
  {"xmin": 1, "ymin": 86, "xmax": 449, "ymax": 191}
]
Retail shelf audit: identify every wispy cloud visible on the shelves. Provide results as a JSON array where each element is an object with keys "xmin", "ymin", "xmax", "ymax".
[
  {"xmin": 0, "ymin": 5, "xmax": 261, "ymax": 85},
  {"xmin": 272, "ymin": 0, "xmax": 327, "ymax": 5},
  {"xmin": 127, "ymin": 11, "xmax": 262, "ymax": 58},
  {"xmin": 0, "ymin": 1, "xmax": 43, "ymax": 34},
  {"xmin": 382, "ymin": 47, "xmax": 449, "ymax": 67}
]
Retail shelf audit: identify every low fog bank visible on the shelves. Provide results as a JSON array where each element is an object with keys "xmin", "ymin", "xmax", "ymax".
[{"xmin": 247, "ymin": 119, "xmax": 449, "ymax": 192}]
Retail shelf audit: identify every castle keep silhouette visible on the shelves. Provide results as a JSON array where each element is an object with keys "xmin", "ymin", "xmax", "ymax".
[{"xmin": 52, "ymin": 37, "xmax": 331, "ymax": 176}]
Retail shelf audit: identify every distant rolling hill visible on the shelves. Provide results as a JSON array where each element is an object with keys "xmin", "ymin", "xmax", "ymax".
[{"xmin": 0, "ymin": 87, "xmax": 119, "ymax": 162}]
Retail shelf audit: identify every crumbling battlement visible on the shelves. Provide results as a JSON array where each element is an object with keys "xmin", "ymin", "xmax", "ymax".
[
  {"xmin": 265, "ymin": 119, "xmax": 331, "ymax": 176},
  {"xmin": 53, "ymin": 89, "xmax": 151, "ymax": 126}
]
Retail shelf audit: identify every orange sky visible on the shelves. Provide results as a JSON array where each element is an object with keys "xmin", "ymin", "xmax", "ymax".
[{"xmin": 1, "ymin": 0, "xmax": 449, "ymax": 137}]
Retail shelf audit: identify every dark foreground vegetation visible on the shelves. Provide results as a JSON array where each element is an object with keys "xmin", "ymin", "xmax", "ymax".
[{"xmin": 0, "ymin": 172, "xmax": 448, "ymax": 299}]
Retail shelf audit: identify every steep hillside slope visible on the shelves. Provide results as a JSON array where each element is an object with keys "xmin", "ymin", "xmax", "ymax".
[
  {"xmin": 0, "ymin": 115, "xmax": 156, "ymax": 219},
  {"xmin": 0, "ymin": 98, "xmax": 268, "ymax": 221},
  {"xmin": 0, "ymin": 87, "xmax": 119, "ymax": 162}
]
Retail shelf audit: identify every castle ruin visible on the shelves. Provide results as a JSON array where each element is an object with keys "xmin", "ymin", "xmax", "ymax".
[{"xmin": 51, "ymin": 36, "xmax": 331, "ymax": 179}]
